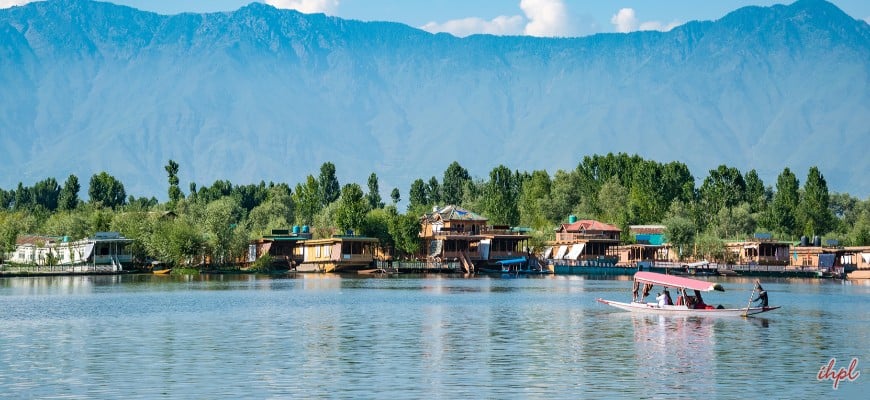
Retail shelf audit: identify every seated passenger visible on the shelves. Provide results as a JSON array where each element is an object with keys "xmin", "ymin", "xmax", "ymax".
[{"xmin": 693, "ymin": 290, "xmax": 707, "ymax": 309}]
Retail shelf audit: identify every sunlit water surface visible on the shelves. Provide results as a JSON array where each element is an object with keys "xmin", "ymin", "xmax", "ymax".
[{"xmin": 1, "ymin": 274, "xmax": 867, "ymax": 398}]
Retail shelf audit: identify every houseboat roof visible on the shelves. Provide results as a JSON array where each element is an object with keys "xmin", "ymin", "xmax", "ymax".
[
  {"xmin": 629, "ymin": 225, "xmax": 666, "ymax": 234},
  {"xmin": 425, "ymin": 205, "xmax": 488, "ymax": 222},
  {"xmin": 558, "ymin": 220, "xmax": 620, "ymax": 233},
  {"xmin": 15, "ymin": 235, "xmax": 63, "ymax": 246},
  {"xmin": 301, "ymin": 236, "xmax": 379, "ymax": 245}
]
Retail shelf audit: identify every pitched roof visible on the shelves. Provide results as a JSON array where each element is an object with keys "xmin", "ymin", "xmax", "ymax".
[
  {"xmin": 559, "ymin": 219, "xmax": 620, "ymax": 233},
  {"xmin": 15, "ymin": 235, "xmax": 62, "ymax": 246},
  {"xmin": 427, "ymin": 205, "xmax": 488, "ymax": 222}
]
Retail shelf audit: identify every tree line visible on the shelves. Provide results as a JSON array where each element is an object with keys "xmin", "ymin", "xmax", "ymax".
[{"xmin": 1, "ymin": 153, "xmax": 868, "ymax": 267}]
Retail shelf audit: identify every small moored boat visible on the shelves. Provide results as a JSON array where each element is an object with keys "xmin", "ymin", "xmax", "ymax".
[{"xmin": 597, "ymin": 271, "xmax": 780, "ymax": 317}]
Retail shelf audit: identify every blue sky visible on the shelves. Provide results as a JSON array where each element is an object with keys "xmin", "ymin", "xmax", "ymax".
[{"xmin": 2, "ymin": 0, "xmax": 869, "ymax": 36}]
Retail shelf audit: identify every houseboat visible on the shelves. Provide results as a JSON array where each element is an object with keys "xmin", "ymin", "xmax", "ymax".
[
  {"xmin": 419, "ymin": 205, "xmax": 534, "ymax": 273},
  {"xmin": 8, "ymin": 232, "xmax": 133, "ymax": 272},
  {"xmin": 846, "ymin": 246, "xmax": 870, "ymax": 280},
  {"xmin": 295, "ymin": 234, "xmax": 379, "ymax": 273},
  {"xmin": 247, "ymin": 227, "xmax": 312, "ymax": 270},
  {"xmin": 542, "ymin": 217, "xmax": 630, "ymax": 275}
]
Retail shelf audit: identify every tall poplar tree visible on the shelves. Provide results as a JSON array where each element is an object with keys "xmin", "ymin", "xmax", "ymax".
[
  {"xmin": 766, "ymin": 168, "xmax": 800, "ymax": 237},
  {"xmin": 318, "ymin": 162, "xmax": 340, "ymax": 206},
  {"xmin": 442, "ymin": 161, "xmax": 470, "ymax": 205},
  {"xmin": 165, "ymin": 159, "xmax": 183, "ymax": 207},
  {"xmin": 367, "ymin": 173, "xmax": 384, "ymax": 209},
  {"xmin": 336, "ymin": 183, "xmax": 369, "ymax": 232},
  {"xmin": 798, "ymin": 166, "xmax": 834, "ymax": 236},
  {"xmin": 58, "ymin": 174, "xmax": 80, "ymax": 211}
]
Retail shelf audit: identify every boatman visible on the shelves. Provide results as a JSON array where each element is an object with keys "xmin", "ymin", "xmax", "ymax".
[{"xmin": 753, "ymin": 282, "xmax": 769, "ymax": 308}]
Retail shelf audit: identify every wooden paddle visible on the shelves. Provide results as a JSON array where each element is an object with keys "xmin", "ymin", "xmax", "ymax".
[{"xmin": 742, "ymin": 280, "xmax": 760, "ymax": 317}]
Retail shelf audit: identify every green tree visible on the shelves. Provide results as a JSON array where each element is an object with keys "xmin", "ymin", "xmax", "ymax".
[
  {"xmin": 699, "ymin": 165, "xmax": 746, "ymax": 226},
  {"xmin": 694, "ymin": 233, "xmax": 727, "ymax": 262},
  {"xmin": 165, "ymin": 159, "xmax": 184, "ymax": 207},
  {"xmin": 663, "ymin": 215, "xmax": 696, "ymax": 261},
  {"xmin": 660, "ymin": 161, "xmax": 696, "ymax": 205},
  {"xmin": 88, "ymin": 172, "xmax": 126, "ymax": 209},
  {"xmin": 427, "ymin": 176, "xmax": 441, "ymax": 205},
  {"xmin": 627, "ymin": 161, "xmax": 662, "ymax": 224},
  {"xmin": 146, "ymin": 218, "xmax": 205, "ymax": 267},
  {"xmin": 367, "ymin": 173, "xmax": 384, "ymax": 209},
  {"xmin": 318, "ymin": 162, "xmax": 340, "ymax": 206},
  {"xmin": 57, "ymin": 175, "xmax": 80, "ymax": 211},
  {"xmin": 336, "ymin": 183, "xmax": 369, "ymax": 233},
  {"xmin": 408, "ymin": 179, "xmax": 428, "ymax": 213},
  {"xmin": 361, "ymin": 208, "xmax": 395, "ymax": 251},
  {"xmin": 313, "ymin": 201, "xmax": 339, "ymax": 239},
  {"xmin": 248, "ymin": 185, "xmax": 295, "ymax": 237},
  {"xmin": 744, "ymin": 169, "xmax": 768, "ymax": 213},
  {"xmin": 390, "ymin": 187, "xmax": 401, "ymax": 205},
  {"xmin": 481, "ymin": 165, "xmax": 519, "ymax": 226},
  {"xmin": 13, "ymin": 183, "xmax": 33, "ymax": 211},
  {"xmin": 798, "ymin": 166, "xmax": 835, "ymax": 236},
  {"xmin": 713, "ymin": 202, "xmax": 755, "ymax": 239},
  {"xmin": 294, "ymin": 175, "xmax": 321, "ymax": 226},
  {"xmin": 544, "ymin": 169, "xmax": 580, "ymax": 224},
  {"xmin": 518, "ymin": 170, "xmax": 551, "ymax": 231},
  {"xmin": 765, "ymin": 168, "xmax": 800, "ymax": 237},
  {"xmin": 41, "ymin": 211, "xmax": 91, "ymax": 240},
  {"xmin": 110, "ymin": 211, "xmax": 154, "ymax": 263},
  {"xmin": 32, "ymin": 177, "xmax": 61, "ymax": 212},
  {"xmin": 203, "ymin": 197, "xmax": 244, "ymax": 265},
  {"xmin": 0, "ymin": 211, "xmax": 38, "ymax": 258},
  {"xmin": 442, "ymin": 161, "xmax": 471, "ymax": 205},
  {"xmin": 597, "ymin": 176, "xmax": 629, "ymax": 229},
  {"xmin": 388, "ymin": 209, "xmax": 421, "ymax": 257}
]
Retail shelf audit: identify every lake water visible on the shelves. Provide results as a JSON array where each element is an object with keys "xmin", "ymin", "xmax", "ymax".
[{"xmin": 1, "ymin": 274, "xmax": 866, "ymax": 399}]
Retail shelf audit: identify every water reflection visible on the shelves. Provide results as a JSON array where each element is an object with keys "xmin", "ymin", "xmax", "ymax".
[
  {"xmin": 630, "ymin": 314, "xmax": 717, "ymax": 396},
  {"xmin": 0, "ymin": 274, "xmax": 866, "ymax": 398}
]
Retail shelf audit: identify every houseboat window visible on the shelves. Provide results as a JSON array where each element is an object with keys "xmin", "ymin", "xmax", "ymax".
[{"xmin": 316, "ymin": 246, "xmax": 321, "ymax": 258}]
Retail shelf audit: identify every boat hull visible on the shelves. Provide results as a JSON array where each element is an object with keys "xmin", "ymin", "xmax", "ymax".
[{"xmin": 596, "ymin": 298, "xmax": 780, "ymax": 317}]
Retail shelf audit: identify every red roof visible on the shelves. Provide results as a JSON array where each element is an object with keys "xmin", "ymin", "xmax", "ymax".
[
  {"xmin": 559, "ymin": 220, "xmax": 620, "ymax": 233},
  {"xmin": 634, "ymin": 272, "xmax": 724, "ymax": 292}
]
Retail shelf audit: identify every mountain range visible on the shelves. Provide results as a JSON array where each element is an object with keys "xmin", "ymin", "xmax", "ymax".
[{"xmin": 1, "ymin": 0, "xmax": 868, "ymax": 199}]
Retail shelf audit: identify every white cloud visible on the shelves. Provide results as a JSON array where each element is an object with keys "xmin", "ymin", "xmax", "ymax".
[
  {"xmin": 611, "ymin": 8, "xmax": 679, "ymax": 33},
  {"xmin": 421, "ymin": 0, "xmax": 572, "ymax": 38},
  {"xmin": 520, "ymin": 0, "xmax": 570, "ymax": 37},
  {"xmin": 610, "ymin": 8, "xmax": 638, "ymax": 33},
  {"xmin": 0, "ymin": 0, "xmax": 33, "ymax": 8},
  {"xmin": 265, "ymin": 0, "xmax": 339, "ymax": 15},
  {"xmin": 421, "ymin": 16, "xmax": 524, "ymax": 37}
]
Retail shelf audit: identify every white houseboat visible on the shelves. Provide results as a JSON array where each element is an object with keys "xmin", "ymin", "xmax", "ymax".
[{"xmin": 9, "ymin": 232, "xmax": 133, "ymax": 272}]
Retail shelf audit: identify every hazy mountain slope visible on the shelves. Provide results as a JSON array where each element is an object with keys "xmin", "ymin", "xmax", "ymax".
[{"xmin": 0, "ymin": 0, "xmax": 867, "ymax": 198}]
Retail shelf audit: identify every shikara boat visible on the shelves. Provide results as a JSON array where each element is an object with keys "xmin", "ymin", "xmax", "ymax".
[{"xmin": 597, "ymin": 271, "xmax": 780, "ymax": 317}]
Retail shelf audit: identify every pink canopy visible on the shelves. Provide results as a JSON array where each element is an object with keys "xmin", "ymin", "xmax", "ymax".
[{"xmin": 634, "ymin": 271, "xmax": 724, "ymax": 292}]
